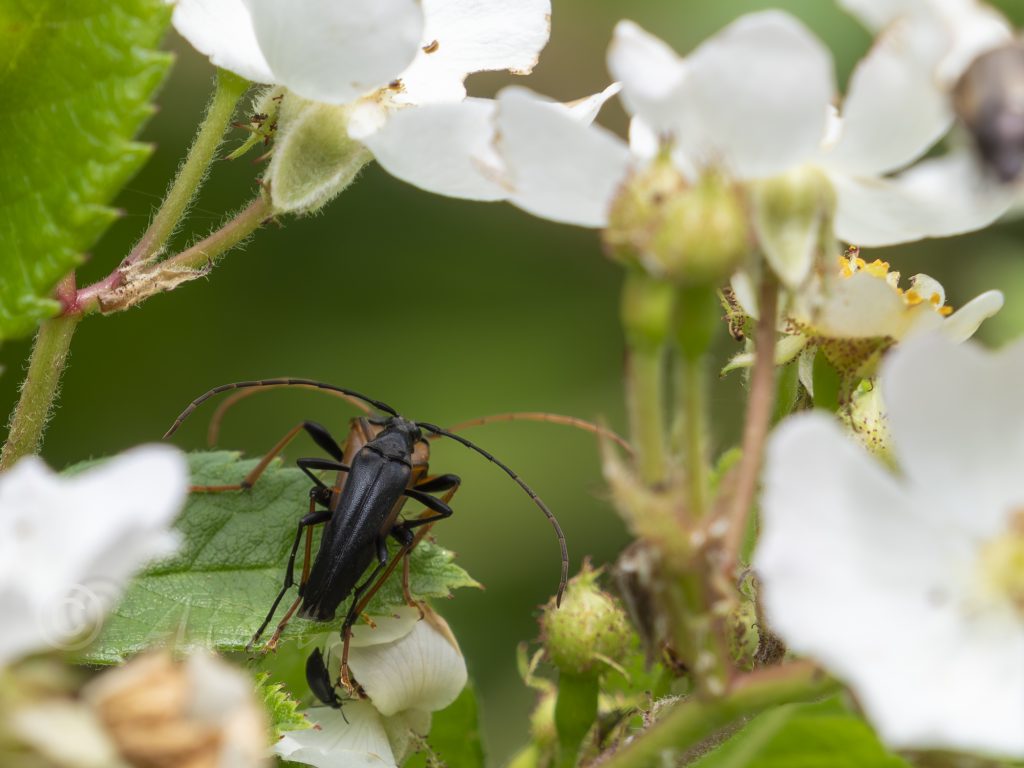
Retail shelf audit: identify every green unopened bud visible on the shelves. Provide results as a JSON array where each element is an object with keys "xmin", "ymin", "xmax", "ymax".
[
  {"xmin": 750, "ymin": 166, "xmax": 836, "ymax": 288},
  {"xmin": 541, "ymin": 563, "xmax": 630, "ymax": 678},
  {"xmin": 266, "ymin": 92, "xmax": 372, "ymax": 215},
  {"xmin": 605, "ymin": 157, "xmax": 749, "ymax": 284},
  {"xmin": 605, "ymin": 156, "xmax": 686, "ymax": 268},
  {"xmin": 652, "ymin": 172, "xmax": 749, "ymax": 284}
]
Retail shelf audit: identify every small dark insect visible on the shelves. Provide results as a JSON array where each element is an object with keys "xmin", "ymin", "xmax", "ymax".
[
  {"xmin": 306, "ymin": 646, "xmax": 349, "ymax": 715},
  {"xmin": 954, "ymin": 43, "xmax": 1024, "ymax": 182}
]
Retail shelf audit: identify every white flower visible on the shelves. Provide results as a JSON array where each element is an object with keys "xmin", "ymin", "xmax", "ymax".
[
  {"xmin": 0, "ymin": 446, "xmax": 188, "ymax": 667},
  {"xmin": 755, "ymin": 333, "xmax": 1024, "ymax": 756},
  {"xmin": 275, "ymin": 606, "xmax": 467, "ymax": 768},
  {"xmin": 483, "ymin": 10, "xmax": 1017, "ymax": 284},
  {"xmin": 170, "ymin": 0, "xmax": 551, "ymax": 203},
  {"xmin": 725, "ymin": 251, "xmax": 1003, "ymax": 374}
]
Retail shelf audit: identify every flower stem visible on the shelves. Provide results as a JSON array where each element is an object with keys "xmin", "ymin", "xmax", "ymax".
[
  {"xmin": 0, "ymin": 314, "xmax": 78, "ymax": 469},
  {"xmin": 555, "ymin": 673, "xmax": 599, "ymax": 768},
  {"xmin": 722, "ymin": 273, "xmax": 778, "ymax": 574},
  {"xmin": 75, "ymin": 195, "xmax": 272, "ymax": 315},
  {"xmin": 680, "ymin": 357, "xmax": 708, "ymax": 518},
  {"xmin": 598, "ymin": 663, "xmax": 835, "ymax": 768},
  {"xmin": 621, "ymin": 272, "xmax": 674, "ymax": 486},
  {"xmin": 160, "ymin": 194, "xmax": 272, "ymax": 272},
  {"xmin": 627, "ymin": 348, "xmax": 668, "ymax": 485},
  {"xmin": 124, "ymin": 69, "xmax": 249, "ymax": 269}
]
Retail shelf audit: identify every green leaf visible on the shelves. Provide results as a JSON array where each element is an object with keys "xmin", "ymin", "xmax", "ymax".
[
  {"xmin": 691, "ymin": 697, "xmax": 911, "ymax": 768},
  {"xmin": 81, "ymin": 451, "xmax": 479, "ymax": 664},
  {"xmin": 0, "ymin": 0, "xmax": 171, "ymax": 339},
  {"xmin": 255, "ymin": 671, "xmax": 310, "ymax": 741},
  {"xmin": 405, "ymin": 684, "xmax": 486, "ymax": 768}
]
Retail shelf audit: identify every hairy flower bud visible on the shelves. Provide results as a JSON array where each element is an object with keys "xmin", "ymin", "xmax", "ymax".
[
  {"xmin": 266, "ymin": 92, "xmax": 372, "ymax": 215},
  {"xmin": 541, "ymin": 563, "xmax": 630, "ymax": 678},
  {"xmin": 604, "ymin": 157, "xmax": 749, "ymax": 284}
]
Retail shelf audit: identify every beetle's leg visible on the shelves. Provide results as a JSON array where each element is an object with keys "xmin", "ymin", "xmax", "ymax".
[
  {"xmin": 339, "ymin": 537, "xmax": 390, "ymax": 690},
  {"xmin": 192, "ymin": 421, "xmax": 345, "ymax": 493},
  {"xmin": 397, "ymin": 487, "xmax": 454, "ymax": 529},
  {"xmin": 248, "ymin": 498, "xmax": 331, "ymax": 650},
  {"xmin": 295, "ymin": 457, "xmax": 351, "ymax": 490},
  {"xmin": 353, "ymin": 475, "xmax": 463, "ymax": 611},
  {"xmin": 338, "ymin": 478, "xmax": 464, "ymax": 685}
]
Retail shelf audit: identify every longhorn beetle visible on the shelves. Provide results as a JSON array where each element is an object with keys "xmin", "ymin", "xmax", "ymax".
[{"xmin": 164, "ymin": 378, "xmax": 586, "ymax": 688}]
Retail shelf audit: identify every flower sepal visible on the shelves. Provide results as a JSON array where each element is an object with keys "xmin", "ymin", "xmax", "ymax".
[{"xmin": 265, "ymin": 93, "xmax": 373, "ymax": 215}]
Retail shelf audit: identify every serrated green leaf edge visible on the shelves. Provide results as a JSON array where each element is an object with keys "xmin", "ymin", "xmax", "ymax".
[
  {"xmin": 0, "ymin": 0, "xmax": 172, "ymax": 338},
  {"xmin": 78, "ymin": 451, "xmax": 480, "ymax": 664},
  {"xmin": 255, "ymin": 671, "xmax": 311, "ymax": 740}
]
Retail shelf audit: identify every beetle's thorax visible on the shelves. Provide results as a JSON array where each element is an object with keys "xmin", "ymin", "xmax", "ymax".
[{"xmin": 369, "ymin": 416, "xmax": 422, "ymax": 460}]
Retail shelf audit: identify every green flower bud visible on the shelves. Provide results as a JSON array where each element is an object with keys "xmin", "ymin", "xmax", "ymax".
[
  {"xmin": 604, "ymin": 156, "xmax": 686, "ymax": 269},
  {"xmin": 541, "ymin": 564, "xmax": 631, "ymax": 678},
  {"xmin": 265, "ymin": 92, "xmax": 372, "ymax": 215},
  {"xmin": 604, "ymin": 157, "xmax": 749, "ymax": 285}
]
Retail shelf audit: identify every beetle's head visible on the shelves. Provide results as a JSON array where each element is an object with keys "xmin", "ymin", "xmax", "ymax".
[{"xmin": 387, "ymin": 416, "xmax": 423, "ymax": 450}]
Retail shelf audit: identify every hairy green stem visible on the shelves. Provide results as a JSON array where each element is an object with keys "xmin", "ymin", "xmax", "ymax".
[
  {"xmin": 125, "ymin": 69, "xmax": 249, "ymax": 268},
  {"xmin": 1, "ymin": 315, "xmax": 79, "ymax": 469},
  {"xmin": 627, "ymin": 348, "xmax": 668, "ymax": 485},
  {"xmin": 722, "ymin": 273, "xmax": 779, "ymax": 574},
  {"xmin": 680, "ymin": 357, "xmax": 708, "ymax": 518},
  {"xmin": 555, "ymin": 673, "xmax": 599, "ymax": 768},
  {"xmin": 599, "ymin": 663, "xmax": 836, "ymax": 768},
  {"xmin": 620, "ymin": 273, "xmax": 674, "ymax": 485},
  {"xmin": 160, "ymin": 195, "xmax": 271, "ymax": 272},
  {"xmin": 76, "ymin": 195, "xmax": 272, "ymax": 315}
]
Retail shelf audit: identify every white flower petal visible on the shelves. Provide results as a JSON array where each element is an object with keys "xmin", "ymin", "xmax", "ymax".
[
  {"xmin": 495, "ymin": 87, "xmax": 633, "ymax": 227},
  {"xmin": 275, "ymin": 704, "xmax": 396, "ymax": 768},
  {"xmin": 756, "ymin": 414, "xmax": 994, "ymax": 749},
  {"xmin": 398, "ymin": 0, "xmax": 551, "ymax": 105},
  {"xmin": 243, "ymin": 0, "xmax": 424, "ymax": 104},
  {"xmin": 628, "ymin": 117, "xmax": 660, "ymax": 161},
  {"xmin": 348, "ymin": 614, "xmax": 467, "ymax": 717},
  {"xmin": 825, "ymin": 17, "xmax": 952, "ymax": 177},
  {"xmin": 383, "ymin": 709, "xmax": 431, "ymax": 763},
  {"xmin": 171, "ymin": 0, "xmax": 273, "ymax": 84},
  {"xmin": 607, "ymin": 21, "xmax": 688, "ymax": 135},
  {"xmin": 802, "ymin": 272, "xmax": 918, "ymax": 339},
  {"xmin": 360, "ymin": 100, "xmax": 506, "ymax": 201},
  {"xmin": 349, "ymin": 606, "xmax": 421, "ymax": 648},
  {"xmin": 564, "ymin": 83, "xmax": 622, "ymax": 125},
  {"xmin": 612, "ymin": 14, "xmax": 833, "ymax": 179},
  {"xmin": 882, "ymin": 334, "xmax": 1024, "ymax": 529},
  {"xmin": 940, "ymin": 289, "xmax": 1004, "ymax": 343},
  {"xmin": 0, "ymin": 446, "xmax": 188, "ymax": 666},
  {"xmin": 831, "ymin": 151, "xmax": 1015, "ymax": 246}
]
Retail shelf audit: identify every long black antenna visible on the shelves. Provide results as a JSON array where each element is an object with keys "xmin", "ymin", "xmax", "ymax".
[
  {"xmin": 163, "ymin": 378, "xmax": 399, "ymax": 438},
  {"xmin": 416, "ymin": 421, "xmax": 568, "ymax": 606}
]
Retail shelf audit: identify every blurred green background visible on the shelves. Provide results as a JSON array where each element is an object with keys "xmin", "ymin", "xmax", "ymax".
[{"xmin": 3, "ymin": 0, "xmax": 1024, "ymax": 762}]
